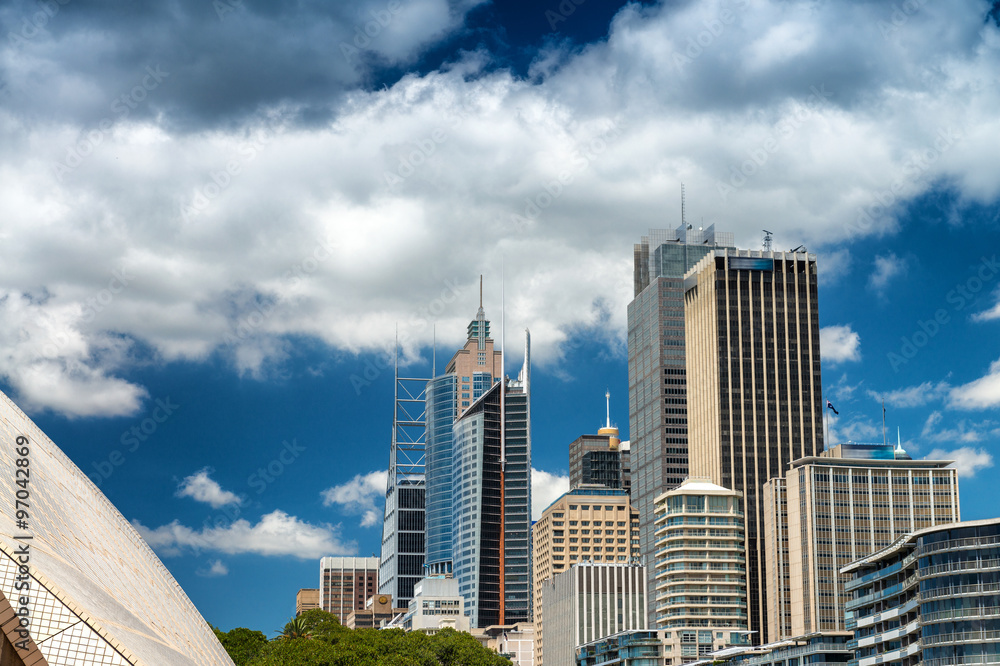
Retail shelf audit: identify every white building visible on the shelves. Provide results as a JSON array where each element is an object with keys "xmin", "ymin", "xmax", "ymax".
[{"xmin": 402, "ymin": 575, "xmax": 471, "ymax": 633}]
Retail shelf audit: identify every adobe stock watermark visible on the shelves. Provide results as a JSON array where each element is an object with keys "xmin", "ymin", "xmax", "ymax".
[
  {"xmin": 511, "ymin": 119, "xmax": 625, "ymax": 231},
  {"xmin": 545, "ymin": 0, "xmax": 587, "ymax": 31},
  {"xmin": 340, "ymin": 0, "xmax": 405, "ymax": 63},
  {"xmin": 887, "ymin": 255, "xmax": 999, "ymax": 372},
  {"xmin": 878, "ymin": 0, "xmax": 929, "ymax": 39},
  {"xmin": 716, "ymin": 85, "xmax": 834, "ymax": 202},
  {"xmin": 222, "ymin": 236, "xmax": 339, "ymax": 346},
  {"xmin": 7, "ymin": 0, "xmax": 71, "ymax": 50},
  {"xmin": 214, "ymin": 0, "xmax": 244, "ymax": 21},
  {"xmin": 195, "ymin": 439, "xmax": 307, "ymax": 541},
  {"xmin": 179, "ymin": 119, "xmax": 282, "ymax": 221},
  {"xmin": 672, "ymin": 0, "xmax": 750, "ymax": 72},
  {"xmin": 52, "ymin": 66, "xmax": 170, "ymax": 181},
  {"xmin": 847, "ymin": 127, "xmax": 961, "ymax": 239},
  {"xmin": 349, "ymin": 278, "xmax": 464, "ymax": 394},
  {"xmin": 88, "ymin": 397, "xmax": 180, "ymax": 487}
]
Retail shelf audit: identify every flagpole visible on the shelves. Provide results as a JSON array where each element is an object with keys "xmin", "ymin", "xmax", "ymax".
[
  {"xmin": 823, "ymin": 401, "xmax": 828, "ymax": 448},
  {"xmin": 882, "ymin": 398, "xmax": 887, "ymax": 447}
]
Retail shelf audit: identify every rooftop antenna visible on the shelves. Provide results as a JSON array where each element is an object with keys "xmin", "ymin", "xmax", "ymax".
[
  {"xmin": 479, "ymin": 275, "xmax": 483, "ymax": 309},
  {"xmin": 763, "ymin": 230, "xmax": 773, "ymax": 252},
  {"xmin": 605, "ymin": 390, "xmax": 611, "ymax": 429},
  {"xmin": 432, "ymin": 324, "xmax": 436, "ymax": 376},
  {"xmin": 681, "ymin": 183, "xmax": 687, "ymax": 229}
]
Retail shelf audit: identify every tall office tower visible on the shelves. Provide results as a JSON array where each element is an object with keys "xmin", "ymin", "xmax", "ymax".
[
  {"xmin": 569, "ymin": 392, "xmax": 630, "ymax": 493},
  {"xmin": 452, "ymin": 331, "xmax": 532, "ymax": 628},
  {"xmin": 320, "ymin": 556, "xmax": 380, "ymax": 619},
  {"xmin": 533, "ymin": 486, "xmax": 641, "ymax": 665},
  {"xmin": 652, "ymin": 479, "xmax": 748, "ymax": 661},
  {"xmin": 762, "ymin": 443, "xmax": 959, "ymax": 640},
  {"xmin": 628, "ymin": 225, "xmax": 735, "ymax": 621},
  {"xmin": 379, "ymin": 353, "xmax": 430, "ymax": 610},
  {"xmin": 685, "ymin": 247, "xmax": 824, "ymax": 642},
  {"xmin": 843, "ymin": 517, "xmax": 1000, "ymax": 666},
  {"xmin": 540, "ymin": 562, "xmax": 647, "ymax": 666},
  {"xmin": 425, "ymin": 291, "xmax": 504, "ymax": 576}
]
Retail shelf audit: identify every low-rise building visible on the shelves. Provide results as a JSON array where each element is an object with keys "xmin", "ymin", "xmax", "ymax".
[
  {"xmin": 296, "ymin": 588, "xmax": 320, "ymax": 616},
  {"xmin": 402, "ymin": 575, "xmax": 470, "ymax": 633},
  {"xmin": 344, "ymin": 594, "xmax": 407, "ymax": 629},
  {"xmin": 474, "ymin": 623, "xmax": 535, "ymax": 666}
]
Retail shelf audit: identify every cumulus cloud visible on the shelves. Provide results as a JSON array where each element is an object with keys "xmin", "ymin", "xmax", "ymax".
[
  {"xmin": 820, "ymin": 325, "xmax": 861, "ymax": 364},
  {"xmin": 134, "ymin": 510, "xmax": 354, "ymax": 559},
  {"xmin": 196, "ymin": 559, "xmax": 229, "ymax": 577},
  {"xmin": 3, "ymin": 0, "xmax": 1000, "ymax": 417},
  {"xmin": 176, "ymin": 468, "xmax": 243, "ymax": 508},
  {"xmin": 925, "ymin": 447, "xmax": 994, "ymax": 478},
  {"xmin": 921, "ymin": 410, "xmax": 1000, "ymax": 444},
  {"xmin": 321, "ymin": 470, "xmax": 388, "ymax": 527},
  {"xmin": 972, "ymin": 288, "xmax": 1000, "ymax": 322},
  {"xmin": 867, "ymin": 381, "xmax": 950, "ymax": 408},
  {"xmin": 869, "ymin": 253, "xmax": 908, "ymax": 293},
  {"xmin": 949, "ymin": 358, "xmax": 1000, "ymax": 409},
  {"xmin": 532, "ymin": 467, "xmax": 569, "ymax": 520}
]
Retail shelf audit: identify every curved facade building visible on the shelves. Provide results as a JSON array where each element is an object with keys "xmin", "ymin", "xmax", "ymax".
[
  {"xmin": 843, "ymin": 518, "xmax": 1000, "ymax": 666},
  {"xmin": 424, "ymin": 374, "xmax": 457, "ymax": 573},
  {"xmin": 0, "ymin": 390, "xmax": 232, "ymax": 665}
]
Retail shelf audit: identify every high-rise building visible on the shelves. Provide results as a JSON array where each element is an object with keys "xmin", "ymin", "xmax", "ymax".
[
  {"xmin": 842, "ymin": 518, "xmax": 1000, "ymax": 666},
  {"xmin": 425, "ymin": 292, "xmax": 504, "ymax": 577},
  {"xmin": 762, "ymin": 443, "xmax": 959, "ymax": 640},
  {"xmin": 541, "ymin": 562, "xmax": 648, "ymax": 666},
  {"xmin": 653, "ymin": 478, "xmax": 748, "ymax": 662},
  {"xmin": 685, "ymin": 247, "xmax": 824, "ymax": 641},
  {"xmin": 379, "ymin": 355, "xmax": 429, "ymax": 609},
  {"xmin": 452, "ymin": 331, "xmax": 532, "ymax": 628},
  {"xmin": 569, "ymin": 393, "xmax": 631, "ymax": 494},
  {"xmin": 320, "ymin": 556, "xmax": 379, "ymax": 620},
  {"xmin": 532, "ymin": 487, "xmax": 640, "ymax": 665},
  {"xmin": 628, "ymin": 225, "xmax": 735, "ymax": 621},
  {"xmin": 0, "ymin": 389, "xmax": 231, "ymax": 665},
  {"xmin": 296, "ymin": 588, "xmax": 320, "ymax": 616}
]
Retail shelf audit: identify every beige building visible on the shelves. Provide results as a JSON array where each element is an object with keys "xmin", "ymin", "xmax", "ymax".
[
  {"xmin": 532, "ymin": 487, "xmax": 640, "ymax": 666},
  {"xmin": 296, "ymin": 588, "xmax": 320, "ymax": 616},
  {"xmin": 343, "ymin": 594, "xmax": 407, "ymax": 629},
  {"xmin": 320, "ymin": 556, "xmax": 379, "ymax": 621},
  {"xmin": 0, "ymin": 389, "xmax": 232, "ymax": 665},
  {"xmin": 762, "ymin": 443, "xmax": 960, "ymax": 639},
  {"xmin": 684, "ymin": 248, "xmax": 824, "ymax": 642},
  {"xmin": 653, "ymin": 478, "xmax": 748, "ymax": 663},
  {"xmin": 473, "ymin": 623, "xmax": 535, "ymax": 666}
]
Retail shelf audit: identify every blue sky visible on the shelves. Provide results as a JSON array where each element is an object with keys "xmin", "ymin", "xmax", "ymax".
[{"xmin": 1, "ymin": 0, "xmax": 999, "ymax": 638}]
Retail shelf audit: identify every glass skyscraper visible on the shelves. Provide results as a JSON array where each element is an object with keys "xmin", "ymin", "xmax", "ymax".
[{"xmin": 628, "ymin": 225, "xmax": 734, "ymax": 621}]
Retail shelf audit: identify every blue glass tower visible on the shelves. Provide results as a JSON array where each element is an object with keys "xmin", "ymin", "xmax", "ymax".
[{"xmin": 424, "ymin": 374, "xmax": 457, "ymax": 574}]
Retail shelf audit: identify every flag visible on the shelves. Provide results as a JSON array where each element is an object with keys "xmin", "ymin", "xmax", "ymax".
[{"xmin": 826, "ymin": 400, "xmax": 839, "ymax": 415}]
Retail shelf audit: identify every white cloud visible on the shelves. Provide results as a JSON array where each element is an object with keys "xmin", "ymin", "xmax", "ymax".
[
  {"xmin": 950, "ymin": 358, "xmax": 1000, "ymax": 409},
  {"xmin": 925, "ymin": 447, "xmax": 994, "ymax": 478},
  {"xmin": 920, "ymin": 410, "xmax": 1000, "ymax": 444},
  {"xmin": 869, "ymin": 253, "xmax": 908, "ymax": 293},
  {"xmin": 321, "ymin": 470, "xmax": 388, "ymax": 528},
  {"xmin": 3, "ymin": 0, "xmax": 1000, "ymax": 417},
  {"xmin": 532, "ymin": 467, "xmax": 569, "ymax": 521},
  {"xmin": 867, "ymin": 381, "xmax": 950, "ymax": 408},
  {"xmin": 134, "ymin": 510, "xmax": 354, "ymax": 559},
  {"xmin": 176, "ymin": 469, "xmax": 243, "ymax": 508},
  {"xmin": 820, "ymin": 325, "xmax": 861, "ymax": 364},
  {"xmin": 972, "ymin": 288, "xmax": 1000, "ymax": 322},
  {"xmin": 196, "ymin": 560, "xmax": 229, "ymax": 577}
]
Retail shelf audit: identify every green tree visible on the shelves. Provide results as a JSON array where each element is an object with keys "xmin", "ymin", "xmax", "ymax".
[
  {"xmin": 212, "ymin": 626, "xmax": 268, "ymax": 666},
  {"xmin": 278, "ymin": 616, "xmax": 312, "ymax": 640}
]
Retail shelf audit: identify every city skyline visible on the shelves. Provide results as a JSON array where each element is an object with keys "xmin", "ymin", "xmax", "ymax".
[{"xmin": 1, "ymin": 0, "xmax": 999, "ymax": 643}]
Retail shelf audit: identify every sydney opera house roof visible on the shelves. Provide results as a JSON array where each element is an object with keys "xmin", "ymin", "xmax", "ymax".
[{"xmin": 0, "ymin": 390, "xmax": 233, "ymax": 665}]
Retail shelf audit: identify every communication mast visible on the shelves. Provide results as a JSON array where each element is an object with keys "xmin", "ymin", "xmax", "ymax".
[{"xmin": 763, "ymin": 230, "xmax": 773, "ymax": 252}]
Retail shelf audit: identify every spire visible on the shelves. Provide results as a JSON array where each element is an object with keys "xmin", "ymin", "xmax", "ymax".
[
  {"xmin": 605, "ymin": 390, "xmax": 611, "ymax": 429},
  {"xmin": 894, "ymin": 427, "xmax": 911, "ymax": 460}
]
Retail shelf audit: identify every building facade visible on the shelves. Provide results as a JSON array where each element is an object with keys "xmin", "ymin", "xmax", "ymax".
[
  {"xmin": 569, "ymin": 393, "xmax": 630, "ymax": 494},
  {"xmin": 402, "ymin": 575, "xmax": 470, "ymax": 633},
  {"xmin": 452, "ymin": 331, "xmax": 532, "ymax": 628},
  {"xmin": 533, "ymin": 487, "xmax": 640, "ymax": 665},
  {"xmin": 576, "ymin": 630, "xmax": 668, "ymax": 666},
  {"xmin": 0, "ymin": 389, "xmax": 232, "ymax": 665},
  {"xmin": 474, "ymin": 623, "xmax": 536, "ymax": 666},
  {"xmin": 344, "ymin": 594, "xmax": 407, "ymax": 630},
  {"xmin": 542, "ymin": 563, "xmax": 648, "ymax": 666},
  {"xmin": 296, "ymin": 588, "xmax": 320, "ymax": 616},
  {"xmin": 653, "ymin": 479, "xmax": 748, "ymax": 662},
  {"xmin": 762, "ymin": 444, "xmax": 960, "ymax": 640},
  {"xmin": 843, "ymin": 518, "xmax": 1000, "ymax": 666},
  {"xmin": 685, "ymin": 248, "xmax": 824, "ymax": 641},
  {"xmin": 628, "ymin": 225, "xmax": 735, "ymax": 621},
  {"xmin": 320, "ymin": 556, "xmax": 379, "ymax": 620}
]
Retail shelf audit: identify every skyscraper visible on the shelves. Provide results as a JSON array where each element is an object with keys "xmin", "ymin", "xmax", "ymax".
[
  {"xmin": 425, "ymin": 290, "xmax": 504, "ymax": 577},
  {"xmin": 628, "ymin": 225, "xmax": 735, "ymax": 620},
  {"xmin": 685, "ymin": 247, "xmax": 825, "ymax": 641},
  {"xmin": 762, "ymin": 443, "xmax": 959, "ymax": 639},
  {"xmin": 320, "ymin": 556, "xmax": 380, "ymax": 621},
  {"xmin": 452, "ymin": 331, "xmax": 532, "ymax": 628},
  {"xmin": 569, "ymin": 393, "xmax": 630, "ymax": 493}
]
